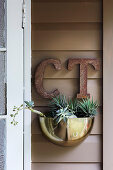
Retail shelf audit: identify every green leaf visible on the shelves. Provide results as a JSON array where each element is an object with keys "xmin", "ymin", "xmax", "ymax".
[
  {"xmin": 10, "ymin": 114, "xmax": 14, "ymax": 117},
  {"xmin": 24, "ymin": 101, "xmax": 34, "ymax": 107}
]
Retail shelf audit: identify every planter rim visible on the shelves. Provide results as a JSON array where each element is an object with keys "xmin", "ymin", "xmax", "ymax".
[{"xmin": 42, "ymin": 117, "xmax": 94, "ymax": 119}]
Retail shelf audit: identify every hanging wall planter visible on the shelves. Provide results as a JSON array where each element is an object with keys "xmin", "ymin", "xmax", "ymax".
[
  {"xmin": 38, "ymin": 95, "xmax": 96, "ymax": 146},
  {"xmin": 39, "ymin": 117, "xmax": 94, "ymax": 146},
  {"xmin": 10, "ymin": 95, "xmax": 97, "ymax": 147}
]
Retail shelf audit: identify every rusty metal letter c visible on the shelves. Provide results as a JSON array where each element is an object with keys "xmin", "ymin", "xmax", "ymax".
[{"xmin": 35, "ymin": 59, "xmax": 62, "ymax": 99}]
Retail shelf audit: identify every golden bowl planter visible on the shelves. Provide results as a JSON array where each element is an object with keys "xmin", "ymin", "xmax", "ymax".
[{"xmin": 39, "ymin": 117, "xmax": 94, "ymax": 146}]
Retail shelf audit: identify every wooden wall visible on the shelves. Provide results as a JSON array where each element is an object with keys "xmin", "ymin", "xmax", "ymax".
[{"xmin": 31, "ymin": 0, "xmax": 103, "ymax": 169}]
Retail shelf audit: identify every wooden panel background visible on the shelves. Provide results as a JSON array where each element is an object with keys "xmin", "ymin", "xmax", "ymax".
[
  {"xmin": 32, "ymin": 2, "xmax": 102, "ymax": 23},
  {"xmin": 32, "ymin": 25, "xmax": 102, "ymax": 50},
  {"xmin": 32, "ymin": 163, "xmax": 102, "ymax": 170},
  {"xmin": 31, "ymin": 0, "xmax": 103, "ymax": 169}
]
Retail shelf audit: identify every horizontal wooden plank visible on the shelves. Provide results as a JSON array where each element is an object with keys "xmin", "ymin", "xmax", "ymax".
[
  {"xmin": 32, "ymin": 163, "xmax": 101, "ymax": 170},
  {"xmin": 31, "ymin": 135, "xmax": 102, "ymax": 162},
  {"xmin": 32, "ymin": 79, "xmax": 102, "ymax": 106},
  {"xmin": 32, "ymin": 2, "xmax": 102, "ymax": 23},
  {"xmin": 31, "ymin": 107, "xmax": 102, "ymax": 135},
  {"xmin": 32, "ymin": 51, "xmax": 102, "ymax": 78},
  {"xmin": 32, "ymin": 0, "xmax": 101, "ymax": 2},
  {"xmin": 32, "ymin": 23, "xmax": 102, "ymax": 31},
  {"xmin": 32, "ymin": 29, "xmax": 102, "ymax": 50}
]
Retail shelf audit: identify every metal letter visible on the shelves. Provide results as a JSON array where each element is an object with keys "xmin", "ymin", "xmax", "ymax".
[
  {"xmin": 35, "ymin": 59, "xmax": 62, "ymax": 99},
  {"xmin": 68, "ymin": 58, "xmax": 100, "ymax": 98}
]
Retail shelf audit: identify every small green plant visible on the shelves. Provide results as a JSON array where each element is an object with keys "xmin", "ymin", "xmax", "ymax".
[
  {"xmin": 78, "ymin": 98, "xmax": 98, "ymax": 117},
  {"xmin": 49, "ymin": 95, "xmax": 77, "ymax": 124},
  {"xmin": 10, "ymin": 101, "xmax": 45, "ymax": 126},
  {"xmin": 10, "ymin": 95, "xmax": 98, "ymax": 125}
]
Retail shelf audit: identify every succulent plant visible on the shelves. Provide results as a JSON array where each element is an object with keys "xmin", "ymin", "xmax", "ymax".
[
  {"xmin": 10, "ymin": 101, "xmax": 45, "ymax": 125},
  {"xmin": 10, "ymin": 95, "xmax": 98, "ymax": 125},
  {"xmin": 49, "ymin": 95, "xmax": 98, "ymax": 124},
  {"xmin": 49, "ymin": 95, "xmax": 77, "ymax": 124},
  {"xmin": 78, "ymin": 97, "xmax": 99, "ymax": 117}
]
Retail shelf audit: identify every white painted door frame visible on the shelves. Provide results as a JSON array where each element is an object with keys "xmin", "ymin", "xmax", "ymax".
[
  {"xmin": 23, "ymin": 0, "xmax": 31, "ymax": 170},
  {"xmin": 7, "ymin": 0, "xmax": 31, "ymax": 170}
]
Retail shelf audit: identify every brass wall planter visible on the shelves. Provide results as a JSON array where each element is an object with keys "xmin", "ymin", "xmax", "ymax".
[{"xmin": 39, "ymin": 117, "xmax": 94, "ymax": 146}]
